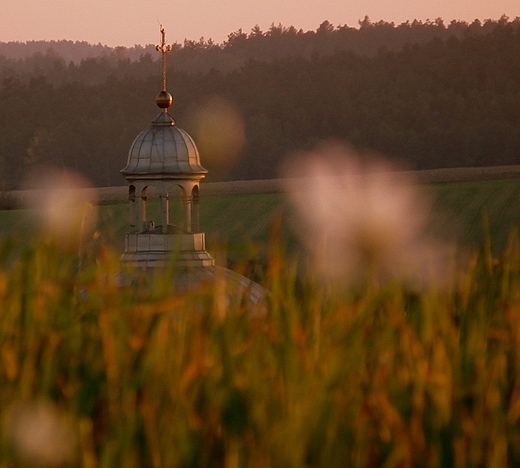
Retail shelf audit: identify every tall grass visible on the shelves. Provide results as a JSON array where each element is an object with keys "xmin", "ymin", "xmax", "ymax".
[{"xmin": 0, "ymin": 229, "xmax": 520, "ymax": 467}]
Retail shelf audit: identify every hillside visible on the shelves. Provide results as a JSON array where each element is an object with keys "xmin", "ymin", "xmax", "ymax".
[{"xmin": 0, "ymin": 18, "xmax": 520, "ymax": 189}]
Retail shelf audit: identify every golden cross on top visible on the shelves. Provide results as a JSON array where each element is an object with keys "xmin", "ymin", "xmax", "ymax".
[{"xmin": 156, "ymin": 26, "xmax": 172, "ymax": 92}]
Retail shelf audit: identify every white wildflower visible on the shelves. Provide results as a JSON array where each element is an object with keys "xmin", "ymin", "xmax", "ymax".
[
  {"xmin": 4, "ymin": 401, "xmax": 76, "ymax": 466},
  {"xmin": 23, "ymin": 167, "xmax": 98, "ymax": 245},
  {"xmin": 283, "ymin": 142, "xmax": 449, "ymax": 287}
]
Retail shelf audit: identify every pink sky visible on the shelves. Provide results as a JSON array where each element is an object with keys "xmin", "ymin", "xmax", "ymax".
[{"xmin": 1, "ymin": 0, "xmax": 518, "ymax": 47}]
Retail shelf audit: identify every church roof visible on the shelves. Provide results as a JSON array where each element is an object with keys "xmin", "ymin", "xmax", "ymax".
[{"xmin": 119, "ymin": 27, "xmax": 267, "ymax": 310}]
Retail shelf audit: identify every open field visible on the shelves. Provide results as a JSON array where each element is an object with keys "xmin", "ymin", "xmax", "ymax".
[
  {"xmin": 0, "ymin": 177, "xmax": 518, "ymax": 258},
  {"xmin": 427, "ymin": 179, "xmax": 520, "ymax": 252}
]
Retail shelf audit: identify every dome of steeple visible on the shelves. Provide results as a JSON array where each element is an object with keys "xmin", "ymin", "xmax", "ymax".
[
  {"xmin": 121, "ymin": 112, "xmax": 207, "ymax": 177},
  {"xmin": 119, "ymin": 26, "xmax": 267, "ymax": 311}
]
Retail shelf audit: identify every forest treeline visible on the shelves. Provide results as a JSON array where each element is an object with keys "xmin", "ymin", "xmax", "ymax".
[
  {"xmin": 0, "ymin": 17, "xmax": 516, "ymax": 79},
  {"xmin": 0, "ymin": 17, "xmax": 520, "ymax": 188}
]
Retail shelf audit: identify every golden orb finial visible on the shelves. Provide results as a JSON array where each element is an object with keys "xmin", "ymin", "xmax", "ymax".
[{"xmin": 156, "ymin": 90, "xmax": 173, "ymax": 109}]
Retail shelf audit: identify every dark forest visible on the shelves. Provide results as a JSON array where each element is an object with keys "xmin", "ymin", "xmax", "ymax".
[{"xmin": 0, "ymin": 16, "xmax": 519, "ymax": 188}]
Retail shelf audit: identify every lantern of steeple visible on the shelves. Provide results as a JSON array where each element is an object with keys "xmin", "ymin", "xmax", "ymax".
[{"xmin": 120, "ymin": 27, "xmax": 214, "ymax": 268}]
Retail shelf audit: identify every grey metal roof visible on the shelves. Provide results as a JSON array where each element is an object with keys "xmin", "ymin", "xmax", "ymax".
[
  {"xmin": 174, "ymin": 265, "xmax": 268, "ymax": 311},
  {"xmin": 121, "ymin": 112, "xmax": 207, "ymax": 176}
]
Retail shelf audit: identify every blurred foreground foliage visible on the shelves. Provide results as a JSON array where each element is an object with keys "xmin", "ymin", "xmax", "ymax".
[{"xmin": 1, "ymin": 232, "xmax": 520, "ymax": 467}]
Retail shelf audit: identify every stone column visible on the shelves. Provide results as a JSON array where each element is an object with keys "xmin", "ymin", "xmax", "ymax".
[
  {"xmin": 184, "ymin": 195, "xmax": 192, "ymax": 233},
  {"xmin": 129, "ymin": 194, "xmax": 136, "ymax": 228},
  {"xmin": 161, "ymin": 195, "xmax": 170, "ymax": 233},
  {"xmin": 138, "ymin": 195, "xmax": 147, "ymax": 232}
]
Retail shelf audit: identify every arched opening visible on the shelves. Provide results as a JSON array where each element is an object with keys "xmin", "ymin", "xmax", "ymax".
[
  {"xmin": 166, "ymin": 185, "xmax": 186, "ymax": 233},
  {"xmin": 166, "ymin": 184, "xmax": 193, "ymax": 233},
  {"xmin": 141, "ymin": 185, "xmax": 163, "ymax": 232}
]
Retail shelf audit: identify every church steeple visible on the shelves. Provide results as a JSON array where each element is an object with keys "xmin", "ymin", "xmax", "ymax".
[{"xmin": 120, "ymin": 26, "xmax": 213, "ymax": 268}]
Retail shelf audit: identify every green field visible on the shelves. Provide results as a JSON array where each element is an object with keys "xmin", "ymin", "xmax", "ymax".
[
  {"xmin": 67, "ymin": 178, "xmax": 520, "ymax": 252},
  {"xmin": 1, "ymin": 179, "xmax": 519, "ymax": 258},
  {"xmin": 426, "ymin": 179, "xmax": 520, "ymax": 251}
]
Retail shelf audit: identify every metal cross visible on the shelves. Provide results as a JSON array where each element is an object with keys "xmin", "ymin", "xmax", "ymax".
[{"xmin": 156, "ymin": 25, "xmax": 172, "ymax": 92}]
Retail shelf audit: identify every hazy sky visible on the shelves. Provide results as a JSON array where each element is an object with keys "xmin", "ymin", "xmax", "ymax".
[{"xmin": 1, "ymin": 0, "xmax": 518, "ymax": 47}]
